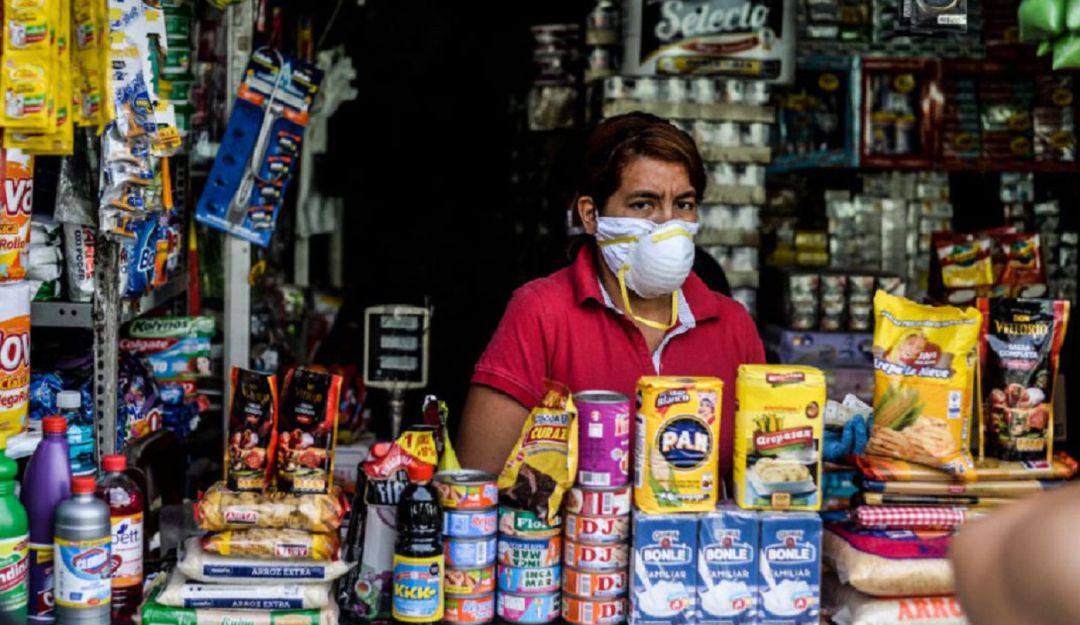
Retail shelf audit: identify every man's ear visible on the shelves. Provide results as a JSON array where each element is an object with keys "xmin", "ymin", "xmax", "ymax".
[{"xmin": 578, "ymin": 196, "xmax": 598, "ymax": 235}]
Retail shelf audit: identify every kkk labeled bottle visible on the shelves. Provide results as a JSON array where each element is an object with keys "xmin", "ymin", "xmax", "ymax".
[{"xmin": 391, "ymin": 462, "xmax": 443, "ymax": 624}]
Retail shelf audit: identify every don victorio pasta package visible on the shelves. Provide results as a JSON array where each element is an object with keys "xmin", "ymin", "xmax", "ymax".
[{"xmin": 867, "ymin": 291, "xmax": 981, "ymax": 479}]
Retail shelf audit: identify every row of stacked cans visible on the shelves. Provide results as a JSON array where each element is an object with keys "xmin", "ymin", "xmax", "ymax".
[
  {"xmin": 631, "ymin": 508, "xmax": 823, "ymax": 625},
  {"xmin": 496, "ymin": 506, "xmax": 564, "ymax": 623},
  {"xmin": 562, "ymin": 391, "xmax": 634, "ymax": 625},
  {"xmin": 438, "ymin": 470, "xmax": 500, "ymax": 624}
]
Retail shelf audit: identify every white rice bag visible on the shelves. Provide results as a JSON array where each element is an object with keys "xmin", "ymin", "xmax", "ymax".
[
  {"xmin": 177, "ymin": 537, "xmax": 351, "ymax": 584},
  {"xmin": 823, "ymin": 527, "xmax": 955, "ymax": 598},
  {"xmin": 826, "ymin": 576, "xmax": 969, "ymax": 625},
  {"xmin": 157, "ymin": 570, "xmax": 333, "ymax": 609}
]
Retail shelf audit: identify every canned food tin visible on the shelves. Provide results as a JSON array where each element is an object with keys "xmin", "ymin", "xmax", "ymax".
[
  {"xmin": 436, "ymin": 470, "xmax": 499, "ymax": 510},
  {"xmin": 498, "ymin": 535, "xmax": 562, "ymax": 568},
  {"xmin": 444, "ymin": 508, "xmax": 498, "ymax": 538},
  {"xmin": 444, "ymin": 593, "xmax": 495, "ymax": 624},
  {"xmin": 563, "ymin": 567, "xmax": 629, "ymax": 599},
  {"xmin": 564, "ymin": 539, "xmax": 630, "ymax": 572},
  {"xmin": 499, "ymin": 506, "xmax": 561, "ymax": 539},
  {"xmin": 445, "ymin": 566, "xmax": 496, "ymax": 595},
  {"xmin": 564, "ymin": 485, "xmax": 632, "ymax": 517},
  {"xmin": 497, "ymin": 591, "xmax": 561, "ymax": 624},
  {"xmin": 564, "ymin": 513, "xmax": 631, "ymax": 544},
  {"xmin": 574, "ymin": 391, "xmax": 632, "ymax": 488},
  {"xmin": 498, "ymin": 564, "xmax": 562, "ymax": 594},
  {"xmin": 445, "ymin": 536, "xmax": 497, "ymax": 568},
  {"xmin": 563, "ymin": 595, "xmax": 628, "ymax": 625}
]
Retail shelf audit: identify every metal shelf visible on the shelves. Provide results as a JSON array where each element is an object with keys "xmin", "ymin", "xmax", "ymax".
[
  {"xmin": 31, "ymin": 301, "xmax": 93, "ymax": 328},
  {"xmin": 120, "ymin": 275, "xmax": 189, "ymax": 325}
]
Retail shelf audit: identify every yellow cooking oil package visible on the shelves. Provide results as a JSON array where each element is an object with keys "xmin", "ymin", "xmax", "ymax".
[
  {"xmin": 497, "ymin": 381, "xmax": 578, "ymax": 525},
  {"xmin": 634, "ymin": 376, "xmax": 723, "ymax": 513},
  {"xmin": 867, "ymin": 291, "xmax": 982, "ymax": 479},
  {"xmin": 733, "ymin": 365, "xmax": 825, "ymax": 511}
]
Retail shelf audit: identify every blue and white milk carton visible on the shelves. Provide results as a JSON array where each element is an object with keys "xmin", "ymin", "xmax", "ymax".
[
  {"xmin": 697, "ymin": 506, "xmax": 758, "ymax": 625},
  {"xmin": 631, "ymin": 513, "xmax": 697, "ymax": 625},
  {"xmin": 758, "ymin": 512, "xmax": 822, "ymax": 625}
]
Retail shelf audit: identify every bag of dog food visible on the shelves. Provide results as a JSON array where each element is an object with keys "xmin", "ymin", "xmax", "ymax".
[{"xmin": 867, "ymin": 292, "xmax": 981, "ymax": 479}]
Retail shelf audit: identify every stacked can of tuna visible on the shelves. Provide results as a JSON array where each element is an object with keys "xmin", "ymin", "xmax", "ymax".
[
  {"xmin": 562, "ymin": 391, "xmax": 634, "ymax": 625},
  {"xmin": 496, "ymin": 505, "xmax": 563, "ymax": 623},
  {"xmin": 440, "ymin": 470, "xmax": 500, "ymax": 625}
]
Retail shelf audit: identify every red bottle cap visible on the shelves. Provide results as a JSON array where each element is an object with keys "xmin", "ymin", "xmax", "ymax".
[
  {"xmin": 72, "ymin": 476, "xmax": 96, "ymax": 494},
  {"xmin": 408, "ymin": 462, "xmax": 434, "ymax": 482},
  {"xmin": 102, "ymin": 455, "xmax": 127, "ymax": 472},
  {"xmin": 42, "ymin": 416, "xmax": 67, "ymax": 435}
]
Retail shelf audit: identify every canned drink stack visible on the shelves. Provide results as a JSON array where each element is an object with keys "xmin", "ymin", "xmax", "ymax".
[
  {"xmin": 437, "ymin": 470, "xmax": 498, "ymax": 624},
  {"xmin": 563, "ymin": 390, "xmax": 632, "ymax": 625},
  {"xmin": 497, "ymin": 506, "xmax": 564, "ymax": 624}
]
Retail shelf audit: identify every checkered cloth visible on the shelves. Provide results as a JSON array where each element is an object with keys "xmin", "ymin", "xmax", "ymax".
[{"xmin": 855, "ymin": 505, "xmax": 968, "ymax": 531}]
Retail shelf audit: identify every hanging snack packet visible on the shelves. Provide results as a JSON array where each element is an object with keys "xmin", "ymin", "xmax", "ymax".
[
  {"xmin": 998, "ymin": 233, "xmax": 1045, "ymax": 292},
  {"xmin": 276, "ymin": 367, "xmax": 343, "ymax": 494},
  {"xmin": 935, "ymin": 234, "xmax": 994, "ymax": 291},
  {"xmin": 201, "ymin": 528, "xmax": 340, "ymax": 562},
  {"xmin": 978, "ymin": 298, "xmax": 1069, "ymax": 463},
  {"xmin": 226, "ymin": 368, "xmax": 278, "ymax": 492},
  {"xmin": 867, "ymin": 291, "xmax": 981, "ymax": 479},
  {"xmin": 497, "ymin": 381, "xmax": 578, "ymax": 525}
]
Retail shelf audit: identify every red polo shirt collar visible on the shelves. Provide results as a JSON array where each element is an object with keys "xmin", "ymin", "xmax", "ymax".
[{"xmin": 570, "ymin": 243, "xmax": 724, "ymax": 322}]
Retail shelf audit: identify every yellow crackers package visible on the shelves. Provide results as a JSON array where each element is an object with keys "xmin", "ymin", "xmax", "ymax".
[
  {"xmin": 634, "ymin": 376, "xmax": 723, "ymax": 513},
  {"xmin": 867, "ymin": 291, "xmax": 981, "ymax": 479},
  {"xmin": 498, "ymin": 381, "xmax": 578, "ymax": 525},
  {"xmin": 733, "ymin": 365, "xmax": 825, "ymax": 511}
]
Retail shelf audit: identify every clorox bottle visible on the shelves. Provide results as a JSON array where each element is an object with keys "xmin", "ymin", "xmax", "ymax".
[
  {"xmin": 53, "ymin": 476, "xmax": 111, "ymax": 624},
  {"xmin": 391, "ymin": 462, "xmax": 443, "ymax": 624}
]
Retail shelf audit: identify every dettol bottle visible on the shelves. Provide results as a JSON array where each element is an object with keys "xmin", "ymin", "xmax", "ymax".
[{"xmin": 0, "ymin": 433, "xmax": 29, "ymax": 622}]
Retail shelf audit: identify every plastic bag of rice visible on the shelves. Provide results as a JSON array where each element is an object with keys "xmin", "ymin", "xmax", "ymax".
[
  {"xmin": 823, "ymin": 526, "xmax": 955, "ymax": 597},
  {"xmin": 157, "ymin": 570, "xmax": 333, "ymax": 609},
  {"xmin": 177, "ymin": 537, "xmax": 351, "ymax": 584},
  {"xmin": 825, "ymin": 575, "xmax": 969, "ymax": 625}
]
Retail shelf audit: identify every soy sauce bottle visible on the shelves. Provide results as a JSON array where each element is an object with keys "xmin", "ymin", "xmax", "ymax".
[{"xmin": 390, "ymin": 463, "xmax": 442, "ymax": 624}]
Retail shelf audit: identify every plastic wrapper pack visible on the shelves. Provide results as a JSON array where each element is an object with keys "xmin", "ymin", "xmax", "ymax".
[
  {"xmin": 116, "ymin": 351, "xmax": 163, "ymax": 451},
  {"xmin": 277, "ymin": 367, "xmax": 342, "ymax": 495},
  {"xmin": 855, "ymin": 451, "xmax": 1079, "ymax": 482},
  {"xmin": 142, "ymin": 581, "xmax": 339, "ymax": 625},
  {"xmin": 201, "ymin": 528, "xmax": 340, "ymax": 561},
  {"xmin": 178, "ymin": 537, "xmax": 351, "ymax": 584},
  {"xmin": 823, "ymin": 526, "xmax": 955, "ymax": 597},
  {"xmin": 868, "ymin": 292, "xmax": 981, "ymax": 478},
  {"xmin": 861, "ymin": 478, "xmax": 1062, "ymax": 498},
  {"xmin": 194, "ymin": 482, "xmax": 345, "ymax": 533},
  {"xmin": 157, "ymin": 570, "xmax": 333, "ymax": 610},
  {"xmin": 497, "ymin": 381, "xmax": 578, "ymax": 525},
  {"xmin": 825, "ymin": 576, "xmax": 969, "ymax": 625}
]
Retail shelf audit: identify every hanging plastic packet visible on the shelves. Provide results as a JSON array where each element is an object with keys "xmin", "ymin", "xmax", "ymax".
[
  {"xmin": 0, "ymin": 149, "xmax": 35, "ymax": 281},
  {"xmin": 121, "ymin": 217, "xmax": 159, "ymax": 297},
  {"xmin": 73, "ymin": 0, "xmax": 105, "ymax": 126},
  {"xmin": 6, "ymin": 0, "xmax": 73, "ymax": 155},
  {"xmin": 116, "ymin": 351, "xmax": 163, "ymax": 451},
  {"xmin": 497, "ymin": 380, "xmax": 578, "ymax": 525},
  {"xmin": 63, "ymin": 223, "xmax": 95, "ymax": 302},
  {"xmin": 978, "ymin": 298, "xmax": 1069, "ymax": 463},
  {"xmin": 910, "ymin": 0, "xmax": 968, "ymax": 33},
  {"xmin": 0, "ymin": 0, "xmax": 55, "ymax": 131}
]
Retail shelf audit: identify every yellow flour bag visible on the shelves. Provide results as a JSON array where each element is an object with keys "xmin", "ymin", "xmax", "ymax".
[
  {"xmin": 498, "ymin": 381, "xmax": 578, "ymax": 525},
  {"xmin": 867, "ymin": 291, "xmax": 981, "ymax": 479}
]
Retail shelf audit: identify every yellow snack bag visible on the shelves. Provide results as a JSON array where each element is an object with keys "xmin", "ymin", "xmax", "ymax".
[
  {"xmin": 3, "ymin": 0, "xmax": 52, "ymax": 55},
  {"xmin": 634, "ymin": 376, "xmax": 723, "ymax": 513},
  {"xmin": 497, "ymin": 381, "xmax": 578, "ymax": 525},
  {"xmin": 867, "ymin": 291, "xmax": 982, "ymax": 479},
  {"xmin": 733, "ymin": 365, "xmax": 825, "ymax": 511}
]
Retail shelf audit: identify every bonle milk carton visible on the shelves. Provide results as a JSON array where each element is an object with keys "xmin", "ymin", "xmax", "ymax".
[
  {"xmin": 758, "ymin": 512, "xmax": 821, "ymax": 625},
  {"xmin": 631, "ymin": 513, "xmax": 697, "ymax": 625},
  {"xmin": 697, "ymin": 506, "xmax": 758, "ymax": 625}
]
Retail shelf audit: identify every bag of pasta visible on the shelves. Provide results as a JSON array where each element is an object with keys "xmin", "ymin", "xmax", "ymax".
[
  {"xmin": 497, "ymin": 380, "xmax": 578, "ymax": 525},
  {"xmin": 194, "ymin": 482, "xmax": 346, "ymax": 533},
  {"xmin": 201, "ymin": 528, "xmax": 341, "ymax": 561},
  {"xmin": 867, "ymin": 291, "xmax": 981, "ymax": 479}
]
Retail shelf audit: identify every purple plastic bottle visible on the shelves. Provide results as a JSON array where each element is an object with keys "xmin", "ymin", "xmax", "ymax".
[{"xmin": 22, "ymin": 416, "xmax": 72, "ymax": 623}]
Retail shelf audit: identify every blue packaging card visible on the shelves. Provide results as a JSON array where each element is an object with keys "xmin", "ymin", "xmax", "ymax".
[
  {"xmin": 758, "ymin": 512, "xmax": 822, "ymax": 625},
  {"xmin": 698, "ymin": 506, "xmax": 758, "ymax": 625},
  {"xmin": 632, "ymin": 512, "xmax": 697, "ymax": 625}
]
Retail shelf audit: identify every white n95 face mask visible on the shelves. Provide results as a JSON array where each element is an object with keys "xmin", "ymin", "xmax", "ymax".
[{"xmin": 595, "ymin": 217, "xmax": 699, "ymax": 330}]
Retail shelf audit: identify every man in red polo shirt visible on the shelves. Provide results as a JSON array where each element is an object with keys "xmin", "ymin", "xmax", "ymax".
[{"xmin": 457, "ymin": 112, "xmax": 765, "ymax": 478}]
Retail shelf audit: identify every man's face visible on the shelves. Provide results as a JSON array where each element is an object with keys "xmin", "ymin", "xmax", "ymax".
[{"xmin": 580, "ymin": 157, "xmax": 699, "ymax": 234}]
